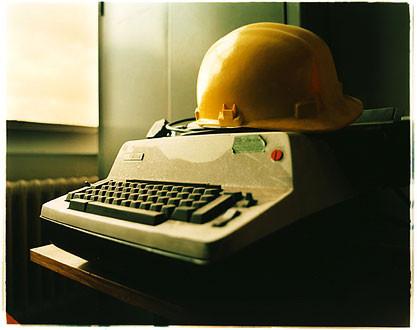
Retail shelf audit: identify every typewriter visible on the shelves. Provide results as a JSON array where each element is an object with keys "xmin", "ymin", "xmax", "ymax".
[{"xmin": 41, "ymin": 131, "xmax": 353, "ymax": 265}]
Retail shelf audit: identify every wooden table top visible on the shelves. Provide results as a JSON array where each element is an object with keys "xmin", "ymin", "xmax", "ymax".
[{"xmin": 30, "ymin": 244, "xmax": 204, "ymax": 324}]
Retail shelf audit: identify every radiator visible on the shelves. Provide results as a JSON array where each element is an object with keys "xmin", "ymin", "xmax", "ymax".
[{"xmin": 6, "ymin": 176, "xmax": 98, "ymax": 321}]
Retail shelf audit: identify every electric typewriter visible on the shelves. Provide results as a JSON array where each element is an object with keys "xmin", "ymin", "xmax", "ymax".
[{"xmin": 41, "ymin": 131, "xmax": 352, "ymax": 264}]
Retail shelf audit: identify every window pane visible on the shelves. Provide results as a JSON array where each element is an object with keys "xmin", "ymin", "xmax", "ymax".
[{"xmin": 6, "ymin": 3, "xmax": 98, "ymax": 127}]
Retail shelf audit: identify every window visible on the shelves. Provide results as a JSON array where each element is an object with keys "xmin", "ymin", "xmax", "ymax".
[{"xmin": 6, "ymin": 3, "xmax": 98, "ymax": 127}]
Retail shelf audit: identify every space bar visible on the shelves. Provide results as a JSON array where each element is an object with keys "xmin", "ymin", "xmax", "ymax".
[{"xmin": 85, "ymin": 201, "xmax": 166, "ymax": 226}]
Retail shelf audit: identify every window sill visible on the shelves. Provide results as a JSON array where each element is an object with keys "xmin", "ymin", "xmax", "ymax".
[
  {"xmin": 7, "ymin": 120, "xmax": 98, "ymax": 134},
  {"xmin": 7, "ymin": 120, "xmax": 99, "ymax": 156}
]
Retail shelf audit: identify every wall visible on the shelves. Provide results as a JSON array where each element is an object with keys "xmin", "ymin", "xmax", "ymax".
[{"xmin": 98, "ymin": 2, "xmax": 285, "ymax": 178}]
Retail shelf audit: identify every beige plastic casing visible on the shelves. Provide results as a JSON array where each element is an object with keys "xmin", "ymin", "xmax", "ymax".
[{"xmin": 41, "ymin": 132, "xmax": 352, "ymax": 264}]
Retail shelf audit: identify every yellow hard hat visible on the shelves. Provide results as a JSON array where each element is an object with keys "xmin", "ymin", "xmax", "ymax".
[{"xmin": 194, "ymin": 22, "xmax": 363, "ymax": 132}]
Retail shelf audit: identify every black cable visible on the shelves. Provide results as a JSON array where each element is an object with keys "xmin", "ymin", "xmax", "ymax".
[
  {"xmin": 165, "ymin": 117, "xmax": 271, "ymax": 136},
  {"xmin": 165, "ymin": 118, "xmax": 197, "ymax": 133}
]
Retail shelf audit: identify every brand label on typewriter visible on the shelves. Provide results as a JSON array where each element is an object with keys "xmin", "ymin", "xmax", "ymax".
[{"xmin": 123, "ymin": 152, "xmax": 144, "ymax": 161}]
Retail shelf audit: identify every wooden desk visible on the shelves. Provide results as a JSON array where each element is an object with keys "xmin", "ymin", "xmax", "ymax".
[
  {"xmin": 31, "ymin": 243, "xmax": 333, "ymax": 326},
  {"xmin": 30, "ymin": 244, "xmax": 204, "ymax": 324}
]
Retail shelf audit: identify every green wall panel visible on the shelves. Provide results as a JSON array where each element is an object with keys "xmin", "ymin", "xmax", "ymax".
[{"xmin": 98, "ymin": 3, "xmax": 169, "ymax": 178}]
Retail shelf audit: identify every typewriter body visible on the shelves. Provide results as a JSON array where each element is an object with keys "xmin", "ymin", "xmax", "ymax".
[{"xmin": 41, "ymin": 131, "xmax": 352, "ymax": 265}]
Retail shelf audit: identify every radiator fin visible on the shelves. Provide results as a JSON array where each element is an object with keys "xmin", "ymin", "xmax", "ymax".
[{"xmin": 6, "ymin": 176, "xmax": 99, "ymax": 320}]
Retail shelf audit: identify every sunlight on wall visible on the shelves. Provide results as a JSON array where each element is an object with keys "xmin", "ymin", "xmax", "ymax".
[{"xmin": 7, "ymin": 3, "xmax": 98, "ymax": 127}]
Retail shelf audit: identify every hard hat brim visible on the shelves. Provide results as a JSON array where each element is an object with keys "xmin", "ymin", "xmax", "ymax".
[
  {"xmin": 244, "ymin": 96, "xmax": 363, "ymax": 132},
  {"xmin": 195, "ymin": 95, "xmax": 363, "ymax": 133}
]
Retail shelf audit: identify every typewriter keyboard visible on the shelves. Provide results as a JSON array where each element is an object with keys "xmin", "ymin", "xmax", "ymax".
[{"xmin": 66, "ymin": 180, "xmax": 256, "ymax": 226}]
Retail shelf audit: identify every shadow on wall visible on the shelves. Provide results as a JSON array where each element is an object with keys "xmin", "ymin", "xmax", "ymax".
[{"xmin": 299, "ymin": 2, "xmax": 409, "ymax": 118}]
